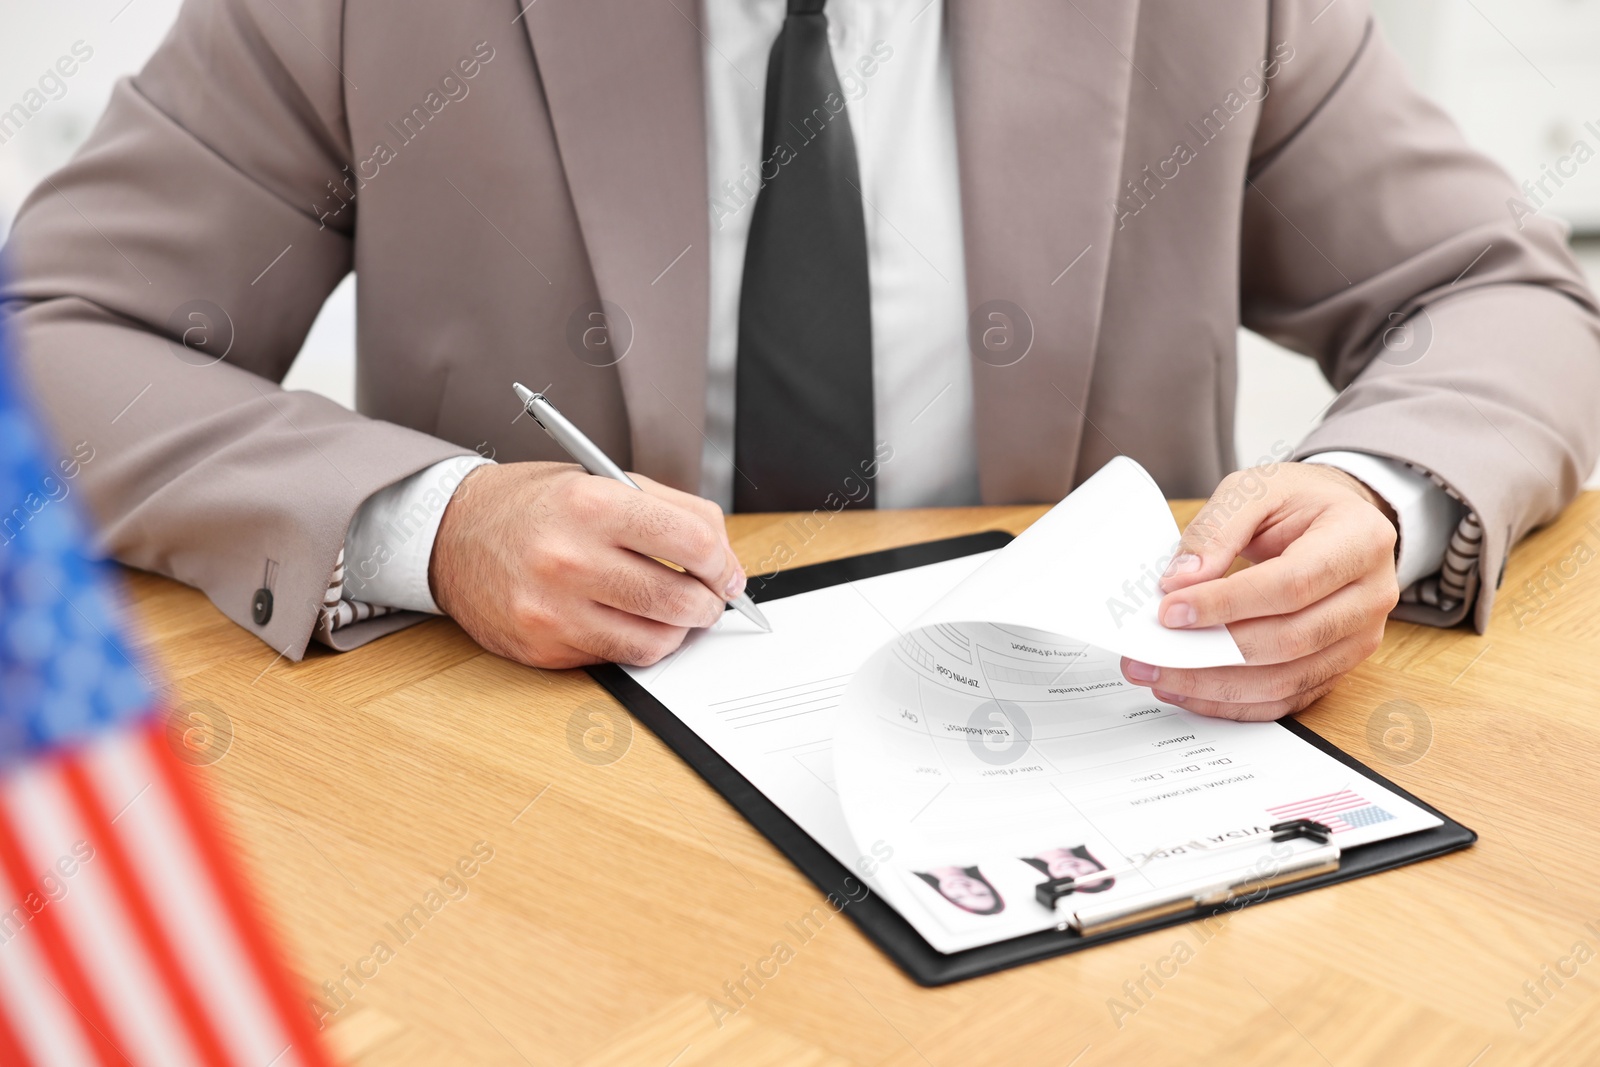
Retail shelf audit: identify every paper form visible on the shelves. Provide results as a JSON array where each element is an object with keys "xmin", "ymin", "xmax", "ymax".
[
  {"xmin": 833, "ymin": 624, "xmax": 1439, "ymax": 950},
  {"xmin": 624, "ymin": 552, "xmax": 996, "ymax": 888},
  {"xmin": 625, "ymin": 458, "xmax": 1441, "ymax": 954}
]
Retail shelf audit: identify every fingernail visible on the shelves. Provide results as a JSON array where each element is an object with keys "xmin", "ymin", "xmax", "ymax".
[
  {"xmin": 1162, "ymin": 602, "xmax": 1198, "ymax": 628},
  {"xmin": 725, "ymin": 568, "xmax": 746, "ymax": 600},
  {"xmin": 1124, "ymin": 660, "xmax": 1160, "ymax": 684},
  {"xmin": 1162, "ymin": 553, "xmax": 1201, "ymax": 579},
  {"xmin": 1153, "ymin": 689, "xmax": 1185, "ymax": 705}
]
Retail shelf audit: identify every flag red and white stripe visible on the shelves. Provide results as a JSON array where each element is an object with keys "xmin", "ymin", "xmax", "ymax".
[
  {"xmin": 1267, "ymin": 783, "xmax": 1395, "ymax": 831},
  {"xmin": 0, "ymin": 719, "xmax": 333, "ymax": 1067},
  {"xmin": 1268, "ymin": 789, "xmax": 1373, "ymax": 834}
]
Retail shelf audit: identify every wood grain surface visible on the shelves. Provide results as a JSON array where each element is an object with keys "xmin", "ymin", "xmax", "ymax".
[{"xmin": 124, "ymin": 495, "xmax": 1600, "ymax": 1066}]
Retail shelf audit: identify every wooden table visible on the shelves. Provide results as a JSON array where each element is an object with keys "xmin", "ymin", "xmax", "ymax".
[{"xmin": 126, "ymin": 495, "xmax": 1600, "ymax": 1066}]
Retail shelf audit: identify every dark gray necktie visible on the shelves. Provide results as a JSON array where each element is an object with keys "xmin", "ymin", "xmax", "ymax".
[{"xmin": 733, "ymin": 0, "xmax": 874, "ymax": 513}]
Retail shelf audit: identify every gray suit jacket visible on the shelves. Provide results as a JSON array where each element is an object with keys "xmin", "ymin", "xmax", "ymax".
[{"xmin": 4, "ymin": 0, "xmax": 1598, "ymax": 660}]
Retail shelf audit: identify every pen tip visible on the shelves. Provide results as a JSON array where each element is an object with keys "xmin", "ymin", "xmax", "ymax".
[
  {"xmin": 512, "ymin": 382, "xmax": 535, "ymax": 405},
  {"xmin": 736, "ymin": 595, "xmax": 772, "ymax": 633}
]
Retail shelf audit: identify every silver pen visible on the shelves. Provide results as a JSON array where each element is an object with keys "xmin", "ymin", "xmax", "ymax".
[{"xmin": 512, "ymin": 383, "xmax": 772, "ymax": 633}]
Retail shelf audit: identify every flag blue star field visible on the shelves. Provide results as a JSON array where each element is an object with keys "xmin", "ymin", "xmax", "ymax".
[
  {"xmin": 0, "ymin": 319, "xmax": 332, "ymax": 1066},
  {"xmin": 0, "ymin": 353, "xmax": 153, "ymax": 762}
]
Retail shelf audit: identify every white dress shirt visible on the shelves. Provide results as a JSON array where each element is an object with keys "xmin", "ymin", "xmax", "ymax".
[
  {"xmin": 700, "ymin": 0, "xmax": 977, "ymax": 511},
  {"xmin": 339, "ymin": 0, "xmax": 1461, "ymax": 617}
]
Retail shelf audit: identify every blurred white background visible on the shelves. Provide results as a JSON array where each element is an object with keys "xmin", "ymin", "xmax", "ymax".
[{"xmin": 2, "ymin": 0, "xmax": 1597, "ymax": 481}]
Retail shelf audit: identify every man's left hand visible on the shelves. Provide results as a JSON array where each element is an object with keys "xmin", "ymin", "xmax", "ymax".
[{"xmin": 1119, "ymin": 462, "xmax": 1401, "ymax": 721}]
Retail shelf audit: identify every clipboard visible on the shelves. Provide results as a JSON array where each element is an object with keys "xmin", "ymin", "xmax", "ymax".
[{"xmin": 588, "ymin": 531, "xmax": 1477, "ymax": 986}]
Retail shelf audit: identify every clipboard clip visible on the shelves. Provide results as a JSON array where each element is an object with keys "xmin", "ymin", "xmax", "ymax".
[
  {"xmin": 1271, "ymin": 818, "xmax": 1332, "ymax": 845},
  {"xmin": 1035, "ymin": 819, "xmax": 1339, "ymax": 936}
]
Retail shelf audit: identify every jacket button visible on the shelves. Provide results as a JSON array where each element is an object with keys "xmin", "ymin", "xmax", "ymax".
[{"xmin": 252, "ymin": 587, "xmax": 274, "ymax": 626}]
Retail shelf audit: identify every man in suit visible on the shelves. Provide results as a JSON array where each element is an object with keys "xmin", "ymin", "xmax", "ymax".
[{"xmin": 4, "ymin": 0, "xmax": 1597, "ymax": 721}]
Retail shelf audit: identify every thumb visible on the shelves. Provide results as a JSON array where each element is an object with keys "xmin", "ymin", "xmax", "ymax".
[
  {"xmin": 1158, "ymin": 474, "xmax": 1275, "ymax": 594},
  {"xmin": 633, "ymin": 473, "xmax": 746, "ymax": 596}
]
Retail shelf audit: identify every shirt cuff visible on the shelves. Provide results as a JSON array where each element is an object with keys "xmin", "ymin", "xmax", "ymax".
[
  {"xmin": 340, "ymin": 455, "xmax": 494, "ymax": 614},
  {"xmin": 1301, "ymin": 451, "xmax": 1465, "ymax": 590}
]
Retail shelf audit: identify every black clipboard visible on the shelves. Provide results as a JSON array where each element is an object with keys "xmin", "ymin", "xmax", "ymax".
[{"xmin": 588, "ymin": 531, "xmax": 1477, "ymax": 986}]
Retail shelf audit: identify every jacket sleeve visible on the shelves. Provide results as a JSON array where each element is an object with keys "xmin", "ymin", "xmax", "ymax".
[
  {"xmin": 1242, "ymin": 1, "xmax": 1600, "ymax": 632},
  {"xmin": 0, "ymin": 0, "xmax": 474, "ymax": 660}
]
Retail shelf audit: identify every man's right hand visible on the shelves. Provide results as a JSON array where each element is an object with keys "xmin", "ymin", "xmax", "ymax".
[{"xmin": 428, "ymin": 463, "xmax": 747, "ymax": 668}]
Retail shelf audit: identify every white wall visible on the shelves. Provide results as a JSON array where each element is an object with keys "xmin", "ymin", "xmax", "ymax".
[
  {"xmin": 1373, "ymin": 0, "xmax": 1600, "ymax": 234},
  {"xmin": 2, "ymin": 2, "xmax": 1597, "ymax": 484},
  {"xmin": 0, "ymin": 1, "xmax": 182, "ymax": 234}
]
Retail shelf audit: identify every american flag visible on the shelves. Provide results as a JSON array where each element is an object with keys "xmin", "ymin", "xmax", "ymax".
[
  {"xmin": 0, "ymin": 327, "xmax": 332, "ymax": 1064},
  {"xmin": 1268, "ymin": 789, "xmax": 1395, "ymax": 835}
]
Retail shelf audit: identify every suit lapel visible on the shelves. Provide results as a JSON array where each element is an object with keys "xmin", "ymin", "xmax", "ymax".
[
  {"xmin": 950, "ymin": 0, "xmax": 1141, "ymax": 504},
  {"xmin": 521, "ymin": 0, "xmax": 709, "ymax": 490},
  {"xmin": 523, "ymin": 0, "xmax": 1140, "ymax": 502}
]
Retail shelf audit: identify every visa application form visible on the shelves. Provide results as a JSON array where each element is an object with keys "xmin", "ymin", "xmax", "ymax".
[{"xmin": 624, "ymin": 459, "xmax": 1440, "ymax": 953}]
